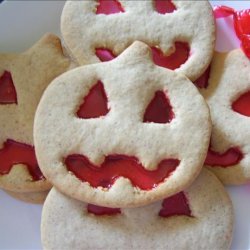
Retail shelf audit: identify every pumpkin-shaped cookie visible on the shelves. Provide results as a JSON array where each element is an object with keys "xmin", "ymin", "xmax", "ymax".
[
  {"xmin": 61, "ymin": 0, "xmax": 215, "ymax": 81},
  {"xmin": 201, "ymin": 49, "xmax": 250, "ymax": 184},
  {"xmin": 41, "ymin": 170, "xmax": 233, "ymax": 250},
  {"xmin": 0, "ymin": 34, "xmax": 70, "ymax": 196},
  {"xmin": 34, "ymin": 41, "xmax": 211, "ymax": 207}
]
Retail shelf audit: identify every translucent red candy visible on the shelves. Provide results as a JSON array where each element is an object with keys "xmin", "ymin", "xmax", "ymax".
[
  {"xmin": 0, "ymin": 71, "xmax": 17, "ymax": 104},
  {"xmin": 65, "ymin": 154, "xmax": 179, "ymax": 190},
  {"xmin": 159, "ymin": 192, "xmax": 192, "ymax": 217},
  {"xmin": 193, "ymin": 66, "xmax": 210, "ymax": 89},
  {"xmin": 205, "ymin": 147, "xmax": 243, "ymax": 167},
  {"xmin": 214, "ymin": 6, "xmax": 250, "ymax": 59},
  {"xmin": 95, "ymin": 48, "xmax": 116, "ymax": 62},
  {"xmin": 87, "ymin": 204, "xmax": 121, "ymax": 215},
  {"xmin": 96, "ymin": 0, "xmax": 124, "ymax": 15},
  {"xmin": 154, "ymin": 0, "xmax": 176, "ymax": 14},
  {"xmin": 143, "ymin": 91, "xmax": 174, "ymax": 123},
  {"xmin": 232, "ymin": 90, "xmax": 250, "ymax": 117},
  {"xmin": 151, "ymin": 42, "xmax": 189, "ymax": 70},
  {"xmin": 77, "ymin": 81, "xmax": 109, "ymax": 119},
  {"xmin": 0, "ymin": 139, "xmax": 44, "ymax": 181},
  {"xmin": 87, "ymin": 192, "xmax": 192, "ymax": 217},
  {"xmin": 96, "ymin": 42, "xmax": 189, "ymax": 70}
]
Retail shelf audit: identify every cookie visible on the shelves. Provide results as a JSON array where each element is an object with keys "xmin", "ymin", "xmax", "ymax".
[
  {"xmin": 0, "ymin": 34, "xmax": 71, "ymax": 193},
  {"xmin": 201, "ymin": 49, "xmax": 250, "ymax": 184},
  {"xmin": 34, "ymin": 41, "xmax": 211, "ymax": 207},
  {"xmin": 61, "ymin": 0, "xmax": 215, "ymax": 81},
  {"xmin": 4, "ymin": 189, "xmax": 49, "ymax": 204},
  {"xmin": 41, "ymin": 169, "xmax": 233, "ymax": 250}
]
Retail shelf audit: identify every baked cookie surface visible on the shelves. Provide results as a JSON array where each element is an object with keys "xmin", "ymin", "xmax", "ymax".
[
  {"xmin": 61, "ymin": 0, "xmax": 215, "ymax": 81},
  {"xmin": 201, "ymin": 50, "xmax": 250, "ymax": 184},
  {"xmin": 4, "ymin": 189, "xmax": 49, "ymax": 204},
  {"xmin": 34, "ymin": 41, "xmax": 211, "ymax": 207},
  {"xmin": 0, "ymin": 34, "xmax": 70, "ymax": 192},
  {"xmin": 41, "ymin": 169, "xmax": 233, "ymax": 250}
]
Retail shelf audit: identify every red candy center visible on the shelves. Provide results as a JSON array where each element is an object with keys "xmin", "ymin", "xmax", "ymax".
[
  {"xmin": 143, "ymin": 91, "xmax": 174, "ymax": 123},
  {"xmin": 205, "ymin": 147, "xmax": 243, "ymax": 167},
  {"xmin": 154, "ymin": 0, "xmax": 176, "ymax": 14},
  {"xmin": 151, "ymin": 42, "xmax": 189, "ymax": 70},
  {"xmin": 193, "ymin": 66, "xmax": 210, "ymax": 89},
  {"xmin": 95, "ymin": 48, "xmax": 116, "ymax": 62},
  {"xmin": 96, "ymin": 42, "xmax": 189, "ymax": 70},
  {"xmin": 77, "ymin": 81, "xmax": 109, "ymax": 119},
  {"xmin": 0, "ymin": 71, "xmax": 17, "ymax": 104},
  {"xmin": 232, "ymin": 91, "xmax": 250, "ymax": 117},
  {"xmin": 96, "ymin": 48, "xmax": 116, "ymax": 62},
  {"xmin": 96, "ymin": 0, "xmax": 124, "ymax": 15},
  {"xmin": 159, "ymin": 192, "xmax": 192, "ymax": 217},
  {"xmin": 0, "ymin": 139, "xmax": 44, "ymax": 181},
  {"xmin": 214, "ymin": 6, "xmax": 250, "ymax": 58},
  {"xmin": 65, "ymin": 154, "xmax": 179, "ymax": 190},
  {"xmin": 87, "ymin": 204, "xmax": 121, "ymax": 215}
]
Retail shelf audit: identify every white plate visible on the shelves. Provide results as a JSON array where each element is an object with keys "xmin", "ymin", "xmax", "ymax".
[{"xmin": 0, "ymin": 1, "xmax": 250, "ymax": 249}]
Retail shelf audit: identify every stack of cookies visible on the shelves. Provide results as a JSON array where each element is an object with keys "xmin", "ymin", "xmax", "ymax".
[{"xmin": 1, "ymin": 0, "xmax": 250, "ymax": 249}]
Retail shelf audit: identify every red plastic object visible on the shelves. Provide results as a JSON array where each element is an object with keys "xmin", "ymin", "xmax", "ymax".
[
  {"xmin": 0, "ymin": 71, "xmax": 17, "ymax": 104},
  {"xmin": 214, "ymin": 6, "xmax": 250, "ymax": 59},
  {"xmin": 87, "ymin": 204, "xmax": 121, "ymax": 215},
  {"xmin": 0, "ymin": 139, "xmax": 44, "ymax": 181},
  {"xmin": 143, "ymin": 91, "xmax": 174, "ymax": 123},
  {"xmin": 96, "ymin": 0, "xmax": 124, "ymax": 15},
  {"xmin": 65, "ymin": 154, "xmax": 179, "ymax": 190},
  {"xmin": 77, "ymin": 81, "xmax": 109, "ymax": 119},
  {"xmin": 205, "ymin": 147, "xmax": 243, "ymax": 167},
  {"xmin": 159, "ymin": 192, "xmax": 192, "ymax": 217}
]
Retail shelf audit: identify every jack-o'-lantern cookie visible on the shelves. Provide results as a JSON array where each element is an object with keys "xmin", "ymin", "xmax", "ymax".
[
  {"xmin": 201, "ymin": 50, "xmax": 250, "ymax": 185},
  {"xmin": 0, "ymin": 34, "xmax": 71, "ymax": 197},
  {"xmin": 61, "ymin": 0, "xmax": 215, "ymax": 81},
  {"xmin": 41, "ymin": 169, "xmax": 233, "ymax": 250},
  {"xmin": 34, "ymin": 41, "xmax": 211, "ymax": 207}
]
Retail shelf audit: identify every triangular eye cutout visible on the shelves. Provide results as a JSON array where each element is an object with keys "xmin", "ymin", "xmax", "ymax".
[
  {"xmin": 205, "ymin": 146, "xmax": 243, "ymax": 167},
  {"xmin": 0, "ymin": 71, "xmax": 17, "ymax": 104},
  {"xmin": 143, "ymin": 91, "xmax": 174, "ymax": 123},
  {"xmin": 159, "ymin": 192, "xmax": 192, "ymax": 218},
  {"xmin": 232, "ymin": 90, "xmax": 250, "ymax": 117},
  {"xmin": 77, "ymin": 81, "xmax": 109, "ymax": 119},
  {"xmin": 154, "ymin": 0, "xmax": 176, "ymax": 14},
  {"xmin": 96, "ymin": 0, "xmax": 124, "ymax": 15}
]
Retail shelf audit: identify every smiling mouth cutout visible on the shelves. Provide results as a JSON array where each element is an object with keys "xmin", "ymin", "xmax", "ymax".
[
  {"xmin": 65, "ymin": 154, "xmax": 179, "ymax": 190},
  {"xmin": 205, "ymin": 147, "xmax": 243, "ymax": 167},
  {"xmin": 0, "ymin": 139, "xmax": 45, "ymax": 181},
  {"xmin": 95, "ymin": 42, "xmax": 190, "ymax": 71},
  {"xmin": 87, "ymin": 191, "xmax": 192, "ymax": 218}
]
